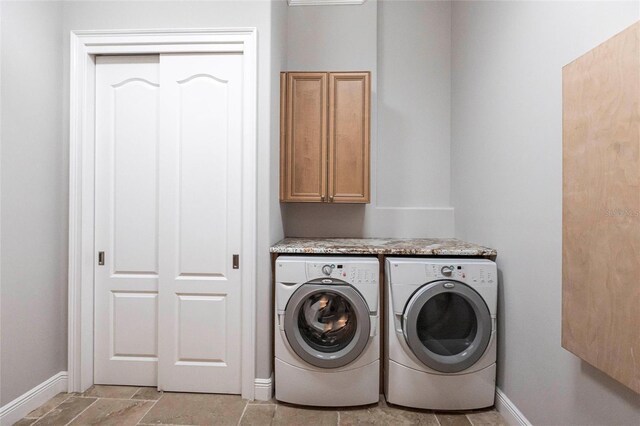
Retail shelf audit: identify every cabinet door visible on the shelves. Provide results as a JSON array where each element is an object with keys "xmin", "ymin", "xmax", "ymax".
[
  {"xmin": 281, "ymin": 72, "xmax": 328, "ymax": 202},
  {"xmin": 328, "ymin": 72, "xmax": 370, "ymax": 203}
]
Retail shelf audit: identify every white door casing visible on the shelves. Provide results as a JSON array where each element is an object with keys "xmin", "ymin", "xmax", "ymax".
[
  {"xmin": 68, "ymin": 29, "xmax": 257, "ymax": 399},
  {"xmin": 94, "ymin": 56, "xmax": 161, "ymax": 386},
  {"xmin": 158, "ymin": 53, "xmax": 243, "ymax": 393}
]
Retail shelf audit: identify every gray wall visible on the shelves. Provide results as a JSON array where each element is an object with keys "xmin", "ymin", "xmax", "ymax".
[
  {"xmin": 0, "ymin": 1, "xmax": 67, "ymax": 406},
  {"xmin": 378, "ymin": 0, "xmax": 450, "ymax": 209},
  {"xmin": 266, "ymin": 0, "xmax": 287, "ymax": 380},
  {"xmin": 451, "ymin": 1, "xmax": 640, "ymax": 424},
  {"xmin": 281, "ymin": 0, "xmax": 455, "ymax": 238}
]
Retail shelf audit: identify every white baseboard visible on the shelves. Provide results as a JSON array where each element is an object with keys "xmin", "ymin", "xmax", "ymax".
[
  {"xmin": 0, "ymin": 371, "xmax": 68, "ymax": 426},
  {"xmin": 253, "ymin": 375, "xmax": 273, "ymax": 401},
  {"xmin": 495, "ymin": 387, "xmax": 531, "ymax": 426}
]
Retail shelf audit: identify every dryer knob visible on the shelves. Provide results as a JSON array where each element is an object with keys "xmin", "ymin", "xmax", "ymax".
[
  {"xmin": 441, "ymin": 265, "xmax": 454, "ymax": 277},
  {"xmin": 321, "ymin": 265, "xmax": 333, "ymax": 276}
]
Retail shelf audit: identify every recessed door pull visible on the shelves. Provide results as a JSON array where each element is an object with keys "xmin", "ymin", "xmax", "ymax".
[
  {"xmin": 98, "ymin": 251, "xmax": 105, "ymax": 266},
  {"xmin": 233, "ymin": 254, "xmax": 240, "ymax": 269}
]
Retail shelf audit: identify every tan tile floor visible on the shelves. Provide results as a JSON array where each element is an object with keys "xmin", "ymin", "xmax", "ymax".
[{"xmin": 16, "ymin": 385, "xmax": 507, "ymax": 426}]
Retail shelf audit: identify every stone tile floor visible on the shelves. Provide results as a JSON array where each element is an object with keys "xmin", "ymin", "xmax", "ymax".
[{"xmin": 15, "ymin": 385, "xmax": 507, "ymax": 426}]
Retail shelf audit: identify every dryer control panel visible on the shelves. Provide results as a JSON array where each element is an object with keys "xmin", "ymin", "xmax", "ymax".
[
  {"xmin": 387, "ymin": 258, "xmax": 497, "ymax": 317},
  {"xmin": 425, "ymin": 263, "xmax": 495, "ymax": 285}
]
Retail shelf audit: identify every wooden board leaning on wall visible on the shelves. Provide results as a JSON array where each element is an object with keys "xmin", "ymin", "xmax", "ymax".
[{"xmin": 562, "ymin": 21, "xmax": 640, "ymax": 393}]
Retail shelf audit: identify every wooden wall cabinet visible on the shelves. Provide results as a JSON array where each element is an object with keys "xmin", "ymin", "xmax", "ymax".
[
  {"xmin": 562, "ymin": 21, "xmax": 640, "ymax": 394},
  {"xmin": 280, "ymin": 71, "xmax": 370, "ymax": 203}
]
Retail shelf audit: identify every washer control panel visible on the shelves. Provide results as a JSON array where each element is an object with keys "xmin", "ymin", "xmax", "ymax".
[{"xmin": 307, "ymin": 262, "xmax": 378, "ymax": 285}]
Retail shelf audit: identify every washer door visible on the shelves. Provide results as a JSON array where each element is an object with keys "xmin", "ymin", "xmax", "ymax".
[
  {"xmin": 403, "ymin": 280, "xmax": 491, "ymax": 373},
  {"xmin": 283, "ymin": 279, "xmax": 371, "ymax": 369}
]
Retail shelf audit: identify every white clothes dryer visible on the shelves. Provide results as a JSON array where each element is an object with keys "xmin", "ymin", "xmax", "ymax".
[
  {"xmin": 385, "ymin": 258, "xmax": 497, "ymax": 410},
  {"xmin": 275, "ymin": 256, "xmax": 379, "ymax": 407}
]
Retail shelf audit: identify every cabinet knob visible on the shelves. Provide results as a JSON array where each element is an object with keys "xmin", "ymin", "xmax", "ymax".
[
  {"xmin": 321, "ymin": 195, "xmax": 325, "ymax": 202},
  {"xmin": 329, "ymin": 196, "xmax": 334, "ymax": 202}
]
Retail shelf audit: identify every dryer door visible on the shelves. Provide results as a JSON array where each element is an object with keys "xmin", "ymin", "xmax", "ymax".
[
  {"xmin": 403, "ymin": 280, "xmax": 491, "ymax": 373},
  {"xmin": 283, "ymin": 279, "xmax": 371, "ymax": 369}
]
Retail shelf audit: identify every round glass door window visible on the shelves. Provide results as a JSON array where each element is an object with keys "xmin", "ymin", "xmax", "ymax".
[
  {"xmin": 284, "ymin": 282, "xmax": 371, "ymax": 369},
  {"xmin": 298, "ymin": 291, "xmax": 357, "ymax": 353},
  {"xmin": 416, "ymin": 292, "xmax": 478, "ymax": 356},
  {"xmin": 403, "ymin": 281, "xmax": 491, "ymax": 373}
]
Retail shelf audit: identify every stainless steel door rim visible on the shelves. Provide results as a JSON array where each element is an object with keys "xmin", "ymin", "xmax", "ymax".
[
  {"xmin": 402, "ymin": 280, "xmax": 492, "ymax": 373},
  {"xmin": 283, "ymin": 279, "xmax": 371, "ymax": 369}
]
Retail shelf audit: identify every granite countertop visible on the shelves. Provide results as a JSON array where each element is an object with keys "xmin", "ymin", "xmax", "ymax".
[{"xmin": 270, "ymin": 238, "xmax": 497, "ymax": 257}]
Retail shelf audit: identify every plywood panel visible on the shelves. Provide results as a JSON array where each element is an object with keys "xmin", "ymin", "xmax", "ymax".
[
  {"xmin": 562, "ymin": 21, "xmax": 640, "ymax": 393},
  {"xmin": 328, "ymin": 72, "xmax": 370, "ymax": 203}
]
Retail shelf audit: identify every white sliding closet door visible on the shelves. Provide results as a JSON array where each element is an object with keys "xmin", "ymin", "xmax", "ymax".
[
  {"xmin": 157, "ymin": 54, "xmax": 243, "ymax": 393},
  {"xmin": 94, "ymin": 53, "xmax": 243, "ymax": 393},
  {"xmin": 95, "ymin": 56, "xmax": 160, "ymax": 386}
]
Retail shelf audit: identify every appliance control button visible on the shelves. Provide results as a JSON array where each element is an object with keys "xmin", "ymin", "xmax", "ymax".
[
  {"xmin": 321, "ymin": 265, "xmax": 334, "ymax": 276},
  {"xmin": 441, "ymin": 266, "xmax": 454, "ymax": 277}
]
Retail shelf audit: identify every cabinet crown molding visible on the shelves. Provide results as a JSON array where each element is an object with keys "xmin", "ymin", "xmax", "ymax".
[{"xmin": 287, "ymin": 0, "xmax": 366, "ymax": 6}]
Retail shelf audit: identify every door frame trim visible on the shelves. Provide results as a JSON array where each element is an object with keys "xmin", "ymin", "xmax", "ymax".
[{"xmin": 68, "ymin": 28, "xmax": 258, "ymax": 399}]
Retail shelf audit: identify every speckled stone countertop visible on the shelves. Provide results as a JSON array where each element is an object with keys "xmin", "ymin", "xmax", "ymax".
[{"xmin": 270, "ymin": 238, "xmax": 497, "ymax": 257}]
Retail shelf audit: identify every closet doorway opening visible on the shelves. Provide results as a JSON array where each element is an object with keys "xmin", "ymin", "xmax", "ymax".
[{"xmin": 68, "ymin": 29, "xmax": 258, "ymax": 399}]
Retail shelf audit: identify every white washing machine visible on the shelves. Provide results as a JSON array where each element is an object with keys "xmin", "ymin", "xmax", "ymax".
[
  {"xmin": 275, "ymin": 256, "xmax": 379, "ymax": 407},
  {"xmin": 385, "ymin": 258, "xmax": 497, "ymax": 410}
]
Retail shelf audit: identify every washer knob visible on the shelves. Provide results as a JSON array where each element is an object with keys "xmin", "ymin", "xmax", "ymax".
[
  {"xmin": 321, "ymin": 265, "xmax": 333, "ymax": 276},
  {"xmin": 441, "ymin": 265, "xmax": 454, "ymax": 277}
]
